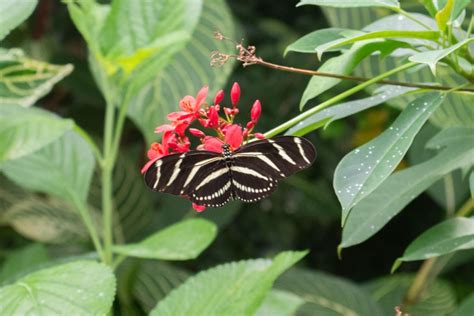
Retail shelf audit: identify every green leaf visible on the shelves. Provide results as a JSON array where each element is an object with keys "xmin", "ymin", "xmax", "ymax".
[
  {"xmin": 287, "ymin": 85, "xmax": 415, "ymax": 136},
  {"xmin": 409, "ymin": 38, "xmax": 474, "ymax": 74},
  {"xmin": 340, "ymin": 127, "xmax": 474, "ymax": 248},
  {"xmin": 284, "ymin": 28, "xmax": 356, "ymax": 55},
  {"xmin": 0, "ymin": 243, "xmax": 49, "ymax": 285},
  {"xmin": 451, "ymin": 292, "xmax": 474, "ymax": 316},
  {"xmin": 1, "ymin": 131, "xmax": 95, "ymax": 204},
  {"xmin": 126, "ymin": 0, "xmax": 236, "ymax": 144},
  {"xmin": 364, "ymin": 274, "xmax": 456, "ymax": 316},
  {"xmin": 300, "ymin": 40, "xmax": 408, "ymax": 109},
  {"xmin": 275, "ymin": 268, "xmax": 383, "ymax": 315},
  {"xmin": 131, "ymin": 261, "xmax": 190, "ymax": 312},
  {"xmin": 315, "ymin": 30, "xmax": 439, "ymax": 58},
  {"xmin": 335, "ymin": 93, "xmax": 444, "ymax": 224},
  {"xmin": 255, "ymin": 290, "xmax": 304, "ymax": 316},
  {"xmin": 150, "ymin": 251, "xmax": 307, "ymax": 316},
  {"xmin": 420, "ymin": 0, "xmax": 438, "ymax": 17},
  {"xmin": 0, "ymin": 196, "xmax": 94, "ymax": 244},
  {"xmin": 395, "ymin": 217, "xmax": 474, "ymax": 265},
  {"xmin": 0, "ymin": 0, "xmax": 37, "ymax": 41},
  {"xmin": 0, "ymin": 49, "xmax": 73, "ymax": 107},
  {"xmin": 0, "ymin": 105, "xmax": 74, "ymax": 162},
  {"xmin": 296, "ymin": 0, "xmax": 399, "ymax": 9},
  {"xmin": 321, "ymin": 7, "xmax": 472, "ymax": 128},
  {"xmin": 0, "ymin": 261, "xmax": 116, "ymax": 315},
  {"xmin": 436, "ymin": 0, "xmax": 454, "ymax": 31},
  {"xmin": 112, "ymin": 219, "xmax": 217, "ymax": 260}
]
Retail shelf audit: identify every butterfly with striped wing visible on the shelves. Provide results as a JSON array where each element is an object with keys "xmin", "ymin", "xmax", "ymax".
[{"xmin": 144, "ymin": 136, "xmax": 316, "ymax": 207}]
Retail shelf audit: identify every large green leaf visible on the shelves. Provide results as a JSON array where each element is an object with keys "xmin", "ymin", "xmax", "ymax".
[
  {"xmin": 112, "ymin": 219, "xmax": 217, "ymax": 260},
  {"xmin": 127, "ymin": 0, "xmax": 237, "ymax": 144},
  {"xmin": 287, "ymin": 85, "xmax": 415, "ymax": 136},
  {"xmin": 364, "ymin": 274, "xmax": 456, "ymax": 315},
  {"xmin": 321, "ymin": 6, "xmax": 474, "ymax": 128},
  {"xmin": 284, "ymin": 28, "xmax": 356, "ymax": 55},
  {"xmin": 275, "ymin": 268, "xmax": 383, "ymax": 316},
  {"xmin": 130, "ymin": 261, "xmax": 191, "ymax": 312},
  {"xmin": 335, "ymin": 93, "xmax": 444, "ymax": 224},
  {"xmin": 0, "ymin": 105, "xmax": 73, "ymax": 162},
  {"xmin": 296, "ymin": 0, "xmax": 399, "ymax": 8},
  {"xmin": 451, "ymin": 293, "xmax": 474, "ymax": 316},
  {"xmin": 340, "ymin": 127, "xmax": 474, "ymax": 249},
  {"xmin": 300, "ymin": 40, "xmax": 408, "ymax": 109},
  {"xmin": 0, "ymin": 196, "xmax": 93, "ymax": 244},
  {"xmin": 150, "ymin": 251, "xmax": 307, "ymax": 316},
  {"xmin": 0, "ymin": 261, "xmax": 116, "ymax": 316},
  {"xmin": 1, "ymin": 131, "xmax": 95, "ymax": 204},
  {"xmin": 0, "ymin": 243, "xmax": 49, "ymax": 285},
  {"xmin": 0, "ymin": 49, "xmax": 73, "ymax": 107},
  {"xmin": 0, "ymin": 0, "xmax": 37, "ymax": 41},
  {"xmin": 394, "ymin": 217, "xmax": 474, "ymax": 266},
  {"xmin": 409, "ymin": 38, "xmax": 474, "ymax": 74},
  {"xmin": 255, "ymin": 290, "xmax": 304, "ymax": 316}
]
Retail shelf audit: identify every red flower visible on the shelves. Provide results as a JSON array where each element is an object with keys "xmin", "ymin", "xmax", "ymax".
[
  {"xmin": 167, "ymin": 86, "xmax": 209, "ymax": 124},
  {"xmin": 254, "ymin": 133, "xmax": 265, "ymax": 139},
  {"xmin": 141, "ymin": 131, "xmax": 172, "ymax": 174},
  {"xmin": 230, "ymin": 82, "xmax": 240, "ymax": 107},
  {"xmin": 251, "ymin": 100, "xmax": 261, "ymax": 123}
]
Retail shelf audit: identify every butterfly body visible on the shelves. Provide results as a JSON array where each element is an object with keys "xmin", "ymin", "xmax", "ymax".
[{"xmin": 144, "ymin": 136, "xmax": 316, "ymax": 207}]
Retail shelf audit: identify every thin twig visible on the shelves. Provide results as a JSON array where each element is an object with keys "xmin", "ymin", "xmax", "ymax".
[{"xmin": 211, "ymin": 32, "xmax": 474, "ymax": 93}]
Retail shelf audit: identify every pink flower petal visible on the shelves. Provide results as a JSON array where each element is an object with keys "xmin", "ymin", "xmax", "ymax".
[
  {"xmin": 224, "ymin": 124, "xmax": 243, "ymax": 150},
  {"xmin": 203, "ymin": 136, "xmax": 224, "ymax": 153},
  {"xmin": 155, "ymin": 124, "xmax": 174, "ymax": 134},
  {"xmin": 195, "ymin": 86, "xmax": 209, "ymax": 109}
]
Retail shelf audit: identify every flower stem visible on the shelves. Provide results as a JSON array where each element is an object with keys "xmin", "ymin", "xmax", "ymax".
[{"xmin": 264, "ymin": 62, "xmax": 417, "ymax": 138}]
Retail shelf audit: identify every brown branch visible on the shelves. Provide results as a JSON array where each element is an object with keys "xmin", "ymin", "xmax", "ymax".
[{"xmin": 211, "ymin": 32, "xmax": 474, "ymax": 93}]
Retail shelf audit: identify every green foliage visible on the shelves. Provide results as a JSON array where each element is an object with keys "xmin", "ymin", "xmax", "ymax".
[
  {"xmin": 365, "ymin": 274, "xmax": 457, "ymax": 315},
  {"xmin": 395, "ymin": 217, "xmax": 474, "ymax": 264},
  {"xmin": 451, "ymin": 293, "xmax": 474, "ymax": 316},
  {"xmin": 0, "ymin": 261, "xmax": 116, "ymax": 316},
  {"xmin": 255, "ymin": 290, "xmax": 304, "ymax": 316},
  {"xmin": 0, "ymin": 49, "xmax": 73, "ymax": 107},
  {"xmin": 0, "ymin": 243, "xmax": 49, "ymax": 285},
  {"xmin": 0, "ymin": 105, "xmax": 73, "ymax": 161},
  {"xmin": 112, "ymin": 219, "xmax": 217, "ymax": 260},
  {"xmin": 1, "ymin": 131, "xmax": 95, "ymax": 204},
  {"xmin": 335, "ymin": 93, "xmax": 444, "ymax": 223},
  {"xmin": 296, "ymin": 0, "xmax": 399, "ymax": 9},
  {"xmin": 341, "ymin": 127, "xmax": 474, "ymax": 248},
  {"xmin": 150, "ymin": 251, "xmax": 307, "ymax": 316},
  {"xmin": 0, "ymin": 0, "xmax": 37, "ymax": 41},
  {"xmin": 275, "ymin": 268, "xmax": 383, "ymax": 315}
]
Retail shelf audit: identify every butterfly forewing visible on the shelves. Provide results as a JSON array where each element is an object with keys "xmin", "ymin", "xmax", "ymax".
[{"xmin": 144, "ymin": 151, "xmax": 221, "ymax": 196}]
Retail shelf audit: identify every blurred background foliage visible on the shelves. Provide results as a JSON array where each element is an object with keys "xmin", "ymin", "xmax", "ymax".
[{"xmin": 1, "ymin": 0, "xmax": 473, "ymax": 314}]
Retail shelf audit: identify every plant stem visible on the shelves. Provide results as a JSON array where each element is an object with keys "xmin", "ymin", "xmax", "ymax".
[
  {"xmin": 255, "ymin": 59, "xmax": 474, "ymax": 93},
  {"xmin": 71, "ymin": 196, "xmax": 105, "ymax": 262},
  {"xmin": 101, "ymin": 93, "xmax": 117, "ymax": 265},
  {"xmin": 443, "ymin": 174, "xmax": 456, "ymax": 217},
  {"xmin": 264, "ymin": 62, "xmax": 417, "ymax": 137},
  {"xmin": 394, "ymin": 8, "xmax": 433, "ymax": 31},
  {"xmin": 456, "ymin": 197, "xmax": 474, "ymax": 217}
]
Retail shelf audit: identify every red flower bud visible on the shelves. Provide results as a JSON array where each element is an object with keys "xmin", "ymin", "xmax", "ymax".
[
  {"xmin": 246, "ymin": 121, "xmax": 255, "ymax": 129},
  {"xmin": 189, "ymin": 128, "xmax": 205, "ymax": 138},
  {"xmin": 251, "ymin": 100, "xmax": 261, "ymax": 123},
  {"xmin": 230, "ymin": 82, "xmax": 240, "ymax": 107},
  {"xmin": 254, "ymin": 133, "xmax": 265, "ymax": 139},
  {"xmin": 243, "ymin": 129, "xmax": 249, "ymax": 137},
  {"xmin": 214, "ymin": 89, "xmax": 224, "ymax": 105},
  {"xmin": 224, "ymin": 124, "xmax": 243, "ymax": 150}
]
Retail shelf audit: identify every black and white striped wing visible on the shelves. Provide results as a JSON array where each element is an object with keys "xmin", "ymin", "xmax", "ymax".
[
  {"xmin": 144, "ymin": 151, "xmax": 233, "ymax": 208},
  {"xmin": 231, "ymin": 136, "xmax": 316, "ymax": 203}
]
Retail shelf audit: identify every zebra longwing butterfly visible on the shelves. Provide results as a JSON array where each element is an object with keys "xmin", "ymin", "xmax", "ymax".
[{"xmin": 144, "ymin": 136, "xmax": 316, "ymax": 207}]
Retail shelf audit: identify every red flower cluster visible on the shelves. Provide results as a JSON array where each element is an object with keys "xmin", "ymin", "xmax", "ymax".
[{"xmin": 142, "ymin": 82, "xmax": 264, "ymax": 212}]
